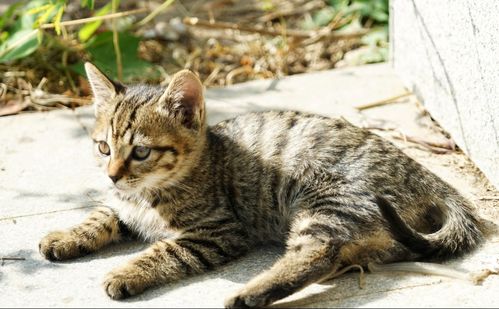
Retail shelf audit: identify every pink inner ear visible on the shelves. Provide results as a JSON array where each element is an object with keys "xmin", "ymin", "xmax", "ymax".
[
  {"xmin": 178, "ymin": 86, "xmax": 202, "ymax": 129},
  {"xmin": 164, "ymin": 70, "xmax": 204, "ymax": 129},
  {"xmin": 178, "ymin": 73, "xmax": 203, "ymax": 108}
]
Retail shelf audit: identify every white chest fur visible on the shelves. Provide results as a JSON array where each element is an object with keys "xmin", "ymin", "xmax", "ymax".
[{"xmin": 106, "ymin": 193, "xmax": 175, "ymax": 241}]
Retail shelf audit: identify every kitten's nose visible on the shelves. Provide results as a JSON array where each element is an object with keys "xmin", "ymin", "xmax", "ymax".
[
  {"xmin": 108, "ymin": 158, "xmax": 125, "ymax": 184},
  {"xmin": 109, "ymin": 175, "xmax": 121, "ymax": 183}
]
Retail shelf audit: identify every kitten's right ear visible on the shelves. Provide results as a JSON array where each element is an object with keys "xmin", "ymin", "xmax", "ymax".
[{"xmin": 84, "ymin": 62, "xmax": 122, "ymax": 116}]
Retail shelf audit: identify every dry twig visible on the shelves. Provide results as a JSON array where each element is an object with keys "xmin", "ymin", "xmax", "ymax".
[
  {"xmin": 355, "ymin": 92, "xmax": 413, "ymax": 110},
  {"xmin": 1, "ymin": 257, "xmax": 25, "ymax": 266},
  {"xmin": 137, "ymin": 0, "xmax": 175, "ymax": 26},
  {"xmin": 40, "ymin": 8, "xmax": 148, "ymax": 29},
  {"xmin": 184, "ymin": 17, "xmax": 311, "ymax": 38},
  {"xmin": 392, "ymin": 134, "xmax": 455, "ymax": 154},
  {"xmin": 320, "ymin": 264, "xmax": 366, "ymax": 289},
  {"xmin": 364, "ymin": 123, "xmax": 455, "ymax": 154},
  {"xmin": 183, "ymin": 17, "xmax": 368, "ymax": 41},
  {"xmin": 258, "ymin": 0, "xmax": 325, "ymax": 22},
  {"xmin": 478, "ymin": 196, "xmax": 499, "ymax": 201},
  {"xmin": 111, "ymin": 0, "xmax": 123, "ymax": 80}
]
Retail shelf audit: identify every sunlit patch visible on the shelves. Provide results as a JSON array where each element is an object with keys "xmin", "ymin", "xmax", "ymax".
[
  {"xmin": 132, "ymin": 132, "xmax": 153, "ymax": 146},
  {"xmin": 294, "ymin": 217, "xmax": 313, "ymax": 232}
]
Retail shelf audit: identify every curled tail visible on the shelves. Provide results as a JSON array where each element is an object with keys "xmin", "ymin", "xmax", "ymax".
[{"xmin": 376, "ymin": 196, "xmax": 483, "ymax": 259}]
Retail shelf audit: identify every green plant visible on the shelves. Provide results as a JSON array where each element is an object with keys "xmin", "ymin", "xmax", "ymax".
[
  {"xmin": 0, "ymin": 0, "xmax": 165, "ymax": 81},
  {"xmin": 306, "ymin": 0, "xmax": 389, "ymax": 64},
  {"xmin": 328, "ymin": 0, "xmax": 389, "ymax": 23},
  {"xmin": 0, "ymin": 0, "xmax": 77, "ymax": 62}
]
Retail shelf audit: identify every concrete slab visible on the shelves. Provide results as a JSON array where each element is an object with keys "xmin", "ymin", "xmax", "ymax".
[
  {"xmin": 1, "ymin": 63, "xmax": 498, "ymax": 307},
  {"xmin": 0, "ymin": 109, "xmax": 109, "ymax": 220}
]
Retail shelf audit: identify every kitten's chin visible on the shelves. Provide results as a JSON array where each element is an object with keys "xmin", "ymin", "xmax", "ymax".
[{"xmin": 113, "ymin": 182, "xmax": 140, "ymax": 195}]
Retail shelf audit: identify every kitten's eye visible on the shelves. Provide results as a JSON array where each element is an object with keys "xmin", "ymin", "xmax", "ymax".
[
  {"xmin": 98, "ymin": 141, "xmax": 110, "ymax": 156},
  {"xmin": 132, "ymin": 146, "xmax": 151, "ymax": 161}
]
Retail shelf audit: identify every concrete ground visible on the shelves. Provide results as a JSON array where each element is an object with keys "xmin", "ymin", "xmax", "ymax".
[{"xmin": 1, "ymin": 63, "xmax": 498, "ymax": 307}]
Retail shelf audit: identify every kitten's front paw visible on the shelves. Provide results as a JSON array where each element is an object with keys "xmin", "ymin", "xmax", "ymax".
[
  {"xmin": 224, "ymin": 293, "xmax": 266, "ymax": 308},
  {"xmin": 39, "ymin": 231, "xmax": 88, "ymax": 261},
  {"xmin": 103, "ymin": 267, "xmax": 148, "ymax": 300}
]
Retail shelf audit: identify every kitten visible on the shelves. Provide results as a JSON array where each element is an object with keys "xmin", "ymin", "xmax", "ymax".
[{"xmin": 39, "ymin": 63, "xmax": 483, "ymax": 308}]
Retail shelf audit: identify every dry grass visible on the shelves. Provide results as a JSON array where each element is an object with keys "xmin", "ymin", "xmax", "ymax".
[{"xmin": 0, "ymin": 0, "xmax": 377, "ymax": 115}]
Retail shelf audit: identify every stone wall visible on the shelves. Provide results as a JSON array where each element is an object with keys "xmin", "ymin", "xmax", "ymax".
[{"xmin": 390, "ymin": 0, "xmax": 499, "ymax": 188}]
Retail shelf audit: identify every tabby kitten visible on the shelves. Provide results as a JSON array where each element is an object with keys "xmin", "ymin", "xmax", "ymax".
[{"xmin": 39, "ymin": 63, "xmax": 483, "ymax": 308}]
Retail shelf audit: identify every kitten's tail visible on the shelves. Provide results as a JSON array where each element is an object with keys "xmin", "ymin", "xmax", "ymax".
[{"xmin": 376, "ymin": 196, "xmax": 483, "ymax": 259}]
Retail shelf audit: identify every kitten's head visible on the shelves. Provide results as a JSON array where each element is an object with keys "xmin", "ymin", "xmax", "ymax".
[{"xmin": 85, "ymin": 62, "xmax": 206, "ymax": 196}]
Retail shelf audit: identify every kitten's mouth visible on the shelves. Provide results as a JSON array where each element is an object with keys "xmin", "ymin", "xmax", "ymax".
[
  {"xmin": 113, "ymin": 181, "xmax": 132, "ymax": 191},
  {"xmin": 113, "ymin": 181, "xmax": 142, "ymax": 194}
]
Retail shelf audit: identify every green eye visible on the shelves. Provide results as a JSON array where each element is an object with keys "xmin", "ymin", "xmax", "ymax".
[
  {"xmin": 132, "ymin": 146, "xmax": 151, "ymax": 161},
  {"xmin": 98, "ymin": 141, "xmax": 110, "ymax": 156}
]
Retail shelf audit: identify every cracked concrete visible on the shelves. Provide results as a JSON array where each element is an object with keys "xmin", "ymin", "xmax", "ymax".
[{"xmin": 1, "ymin": 63, "xmax": 498, "ymax": 307}]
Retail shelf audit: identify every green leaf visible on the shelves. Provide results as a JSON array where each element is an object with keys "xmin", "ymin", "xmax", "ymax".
[
  {"xmin": 0, "ymin": 1, "xmax": 25, "ymax": 31},
  {"xmin": 359, "ymin": 46, "xmax": 388, "ymax": 63},
  {"xmin": 78, "ymin": 2, "xmax": 112, "ymax": 42},
  {"xmin": 20, "ymin": 0, "xmax": 52, "ymax": 29},
  {"xmin": 81, "ymin": 0, "xmax": 95, "ymax": 9},
  {"xmin": 34, "ymin": 4, "xmax": 56, "ymax": 28},
  {"xmin": 26, "ymin": 4, "xmax": 52, "ymax": 15},
  {"xmin": 0, "ymin": 29, "xmax": 40, "ymax": 62},
  {"xmin": 53, "ymin": 4, "xmax": 65, "ymax": 35},
  {"xmin": 327, "ymin": 0, "xmax": 349, "ymax": 10},
  {"xmin": 370, "ymin": 9, "xmax": 388, "ymax": 22},
  {"xmin": 71, "ymin": 31, "xmax": 159, "ymax": 82},
  {"xmin": 0, "ymin": 0, "xmax": 53, "ymax": 62},
  {"xmin": 0, "ymin": 32, "xmax": 9, "ymax": 43},
  {"xmin": 361, "ymin": 26, "xmax": 388, "ymax": 46},
  {"xmin": 313, "ymin": 7, "xmax": 336, "ymax": 27},
  {"xmin": 329, "ymin": 0, "xmax": 389, "ymax": 25}
]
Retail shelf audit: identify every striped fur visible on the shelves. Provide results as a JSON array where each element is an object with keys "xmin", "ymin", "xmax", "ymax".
[{"xmin": 39, "ymin": 63, "xmax": 483, "ymax": 307}]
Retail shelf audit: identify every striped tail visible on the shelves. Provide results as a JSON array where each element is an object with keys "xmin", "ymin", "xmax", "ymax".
[{"xmin": 376, "ymin": 196, "xmax": 483, "ymax": 259}]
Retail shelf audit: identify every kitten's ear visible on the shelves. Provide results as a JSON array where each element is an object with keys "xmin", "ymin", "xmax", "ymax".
[
  {"xmin": 84, "ymin": 62, "xmax": 123, "ymax": 117},
  {"xmin": 160, "ymin": 69, "xmax": 205, "ymax": 130}
]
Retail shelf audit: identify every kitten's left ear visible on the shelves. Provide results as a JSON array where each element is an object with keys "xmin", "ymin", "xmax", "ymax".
[
  {"xmin": 159, "ymin": 69, "xmax": 205, "ymax": 130},
  {"xmin": 84, "ymin": 62, "xmax": 123, "ymax": 117}
]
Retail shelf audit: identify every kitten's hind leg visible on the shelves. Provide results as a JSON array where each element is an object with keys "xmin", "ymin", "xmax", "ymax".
[
  {"xmin": 39, "ymin": 207, "xmax": 128, "ymax": 261},
  {"xmin": 225, "ymin": 217, "xmax": 347, "ymax": 308}
]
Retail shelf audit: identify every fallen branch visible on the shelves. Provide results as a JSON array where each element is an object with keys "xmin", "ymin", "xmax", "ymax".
[
  {"xmin": 183, "ymin": 17, "xmax": 368, "ymax": 41},
  {"xmin": 184, "ymin": 17, "xmax": 311, "ymax": 38}
]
